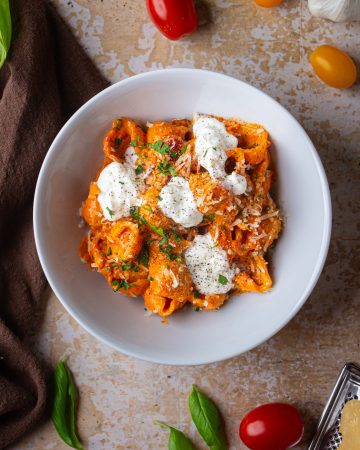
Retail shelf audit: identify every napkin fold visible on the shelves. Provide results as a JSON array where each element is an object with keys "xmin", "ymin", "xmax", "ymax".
[{"xmin": 0, "ymin": 1, "xmax": 108, "ymax": 447}]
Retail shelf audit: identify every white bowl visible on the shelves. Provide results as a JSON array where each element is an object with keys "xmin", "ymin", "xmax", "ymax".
[{"xmin": 34, "ymin": 69, "xmax": 331, "ymax": 365}]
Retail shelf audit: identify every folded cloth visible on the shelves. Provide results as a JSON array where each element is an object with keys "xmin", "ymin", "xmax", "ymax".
[{"xmin": 0, "ymin": 1, "xmax": 108, "ymax": 447}]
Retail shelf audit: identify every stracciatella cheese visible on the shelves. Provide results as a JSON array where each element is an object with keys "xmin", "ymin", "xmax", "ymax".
[
  {"xmin": 97, "ymin": 161, "xmax": 143, "ymax": 221},
  {"xmin": 193, "ymin": 116, "xmax": 238, "ymax": 179},
  {"xmin": 158, "ymin": 177, "xmax": 203, "ymax": 228},
  {"xmin": 184, "ymin": 233, "xmax": 236, "ymax": 294}
]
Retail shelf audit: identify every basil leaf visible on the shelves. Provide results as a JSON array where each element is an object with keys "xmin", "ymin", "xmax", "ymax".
[
  {"xmin": 0, "ymin": 0, "xmax": 12, "ymax": 69},
  {"xmin": 154, "ymin": 420, "xmax": 195, "ymax": 450},
  {"xmin": 52, "ymin": 360, "xmax": 84, "ymax": 450},
  {"xmin": 188, "ymin": 385, "xmax": 227, "ymax": 450},
  {"xmin": 64, "ymin": 365, "xmax": 83, "ymax": 450}
]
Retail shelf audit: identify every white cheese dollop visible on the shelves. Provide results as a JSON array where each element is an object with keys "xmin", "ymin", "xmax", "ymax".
[
  {"xmin": 223, "ymin": 172, "xmax": 247, "ymax": 195},
  {"xmin": 97, "ymin": 161, "xmax": 143, "ymax": 221},
  {"xmin": 193, "ymin": 116, "xmax": 238, "ymax": 179},
  {"xmin": 158, "ymin": 177, "xmax": 203, "ymax": 228},
  {"xmin": 184, "ymin": 233, "xmax": 236, "ymax": 294}
]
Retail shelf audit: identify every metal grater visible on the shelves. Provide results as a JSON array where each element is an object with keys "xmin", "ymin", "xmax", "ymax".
[{"xmin": 308, "ymin": 363, "xmax": 360, "ymax": 450}]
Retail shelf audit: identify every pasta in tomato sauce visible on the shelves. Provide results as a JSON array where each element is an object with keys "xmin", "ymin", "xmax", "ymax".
[{"xmin": 79, "ymin": 115, "xmax": 282, "ymax": 317}]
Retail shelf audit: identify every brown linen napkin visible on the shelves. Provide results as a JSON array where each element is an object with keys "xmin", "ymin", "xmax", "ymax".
[{"xmin": 0, "ymin": 1, "xmax": 108, "ymax": 447}]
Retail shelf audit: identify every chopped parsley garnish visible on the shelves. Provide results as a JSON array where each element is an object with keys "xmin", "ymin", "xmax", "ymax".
[
  {"xmin": 194, "ymin": 307, "xmax": 200, "ymax": 312},
  {"xmin": 130, "ymin": 206, "xmax": 147, "ymax": 225},
  {"xmin": 107, "ymin": 247, "xmax": 112, "ymax": 256},
  {"xmin": 130, "ymin": 206, "xmax": 140, "ymax": 220},
  {"xmin": 194, "ymin": 291, "xmax": 200, "ymax": 299},
  {"xmin": 105, "ymin": 267, "xmax": 110, "ymax": 271},
  {"xmin": 138, "ymin": 246, "xmax": 149, "ymax": 267},
  {"xmin": 133, "ymin": 265, "xmax": 140, "ymax": 272},
  {"xmin": 114, "ymin": 137, "xmax": 123, "ymax": 147},
  {"xmin": 129, "ymin": 137, "xmax": 142, "ymax": 147},
  {"xmin": 112, "ymin": 279, "xmax": 136, "ymax": 291},
  {"xmin": 157, "ymin": 195, "xmax": 163, "ymax": 201},
  {"xmin": 121, "ymin": 264, "xmax": 132, "ymax": 271},
  {"xmin": 149, "ymin": 141, "xmax": 186, "ymax": 161},
  {"xmin": 135, "ymin": 164, "xmax": 144, "ymax": 175},
  {"xmin": 158, "ymin": 160, "xmax": 177, "ymax": 177},
  {"xmin": 159, "ymin": 244, "xmax": 173, "ymax": 259},
  {"xmin": 204, "ymin": 213, "xmax": 215, "ymax": 221},
  {"xmin": 218, "ymin": 274, "xmax": 228, "ymax": 285},
  {"xmin": 148, "ymin": 222, "xmax": 164, "ymax": 236},
  {"xmin": 106, "ymin": 207, "xmax": 115, "ymax": 217},
  {"xmin": 159, "ymin": 244, "xmax": 180, "ymax": 262},
  {"xmin": 149, "ymin": 140, "xmax": 171, "ymax": 155},
  {"xmin": 203, "ymin": 148, "xmax": 209, "ymax": 158},
  {"xmin": 172, "ymin": 230, "xmax": 181, "ymax": 241},
  {"xmin": 159, "ymin": 232, "xmax": 170, "ymax": 245},
  {"xmin": 147, "ymin": 276, "xmax": 154, "ymax": 281}
]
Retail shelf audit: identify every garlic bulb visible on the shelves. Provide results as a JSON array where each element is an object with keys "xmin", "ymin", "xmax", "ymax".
[{"xmin": 308, "ymin": 0, "xmax": 360, "ymax": 22}]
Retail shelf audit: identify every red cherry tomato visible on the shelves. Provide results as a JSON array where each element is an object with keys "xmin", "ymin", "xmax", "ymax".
[
  {"xmin": 239, "ymin": 403, "xmax": 304, "ymax": 450},
  {"xmin": 146, "ymin": 0, "xmax": 197, "ymax": 40}
]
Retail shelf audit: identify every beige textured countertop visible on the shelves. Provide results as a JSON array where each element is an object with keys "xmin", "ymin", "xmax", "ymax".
[{"xmin": 12, "ymin": 1, "xmax": 360, "ymax": 449}]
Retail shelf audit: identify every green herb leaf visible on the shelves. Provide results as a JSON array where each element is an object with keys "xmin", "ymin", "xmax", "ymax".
[
  {"xmin": 147, "ymin": 276, "xmax": 154, "ymax": 281},
  {"xmin": 159, "ymin": 244, "xmax": 173, "ymax": 259},
  {"xmin": 112, "ymin": 279, "xmax": 135, "ymax": 291},
  {"xmin": 135, "ymin": 164, "xmax": 144, "ymax": 175},
  {"xmin": 106, "ymin": 207, "xmax": 114, "ymax": 217},
  {"xmin": 188, "ymin": 385, "xmax": 227, "ymax": 450},
  {"xmin": 172, "ymin": 230, "xmax": 181, "ymax": 241},
  {"xmin": 179, "ymin": 144, "xmax": 187, "ymax": 155},
  {"xmin": 0, "ymin": 0, "xmax": 12, "ymax": 70},
  {"xmin": 158, "ymin": 160, "xmax": 177, "ymax": 177},
  {"xmin": 148, "ymin": 222, "xmax": 164, "ymax": 236},
  {"xmin": 121, "ymin": 264, "xmax": 132, "ymax": 271},
  {"xmin": 52, "ymin": 360, "xmax": 84, "ymax": 450},
  {"xmin": 218, "ymin": 275, "xmax": 228, "ymax": 285},
  {"xmin": 154, "ymin": 420, "xmax": 195, "ymax": 450},
  {"xmin": 157, "ymin": 195, "xmax": 163, "ymax": 201},
  {"xmin": 138, "ymin": 246, "xmax": 149, "ymax": 267},
  {"xmin": 194, "ymin": 291, "xmax": 200, "ymax": 299},
  {"xmin": 130, "ymin": 206, "xmax": 140, "ymax": 220},
  {"xmin": 159, "ymin": 231, "xmax": 170, "ymax": 246},
  {"xmin": 114, "ymin": 137, "xmax": 123, "ymax": 148},
  {"xmin": 107, "ymin": 247, "xmax": 112, "ymax": 256},
  {"xmin": 130, "ymin": 206, "xmax": 147, "ymax": 225},
  {"xmin": 150, "ymin": 140, "xmax": 171, "ymax": 155}
]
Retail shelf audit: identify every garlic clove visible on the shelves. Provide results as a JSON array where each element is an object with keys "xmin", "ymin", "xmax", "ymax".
[{"xmin": 308, "ymin": 0, "xmax": 360, "ymax": 22}]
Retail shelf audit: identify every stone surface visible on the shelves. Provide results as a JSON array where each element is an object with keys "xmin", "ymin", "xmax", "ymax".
[{"xmin": 11, "ymin": 0, "xmax": 360, "ymax": 448}]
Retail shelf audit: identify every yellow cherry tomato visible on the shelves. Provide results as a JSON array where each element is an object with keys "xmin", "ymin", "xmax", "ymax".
[
  {"xmin": 309, "ymin": 45, "xmax": 357, "ymax": 89},
  {"xmin": 254, "ymin": 0, "xmax": 284, "ymax": 7}
]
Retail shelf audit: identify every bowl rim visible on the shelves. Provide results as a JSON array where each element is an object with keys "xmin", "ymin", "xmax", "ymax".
[{"xmin": 33, "ymin": 68, "xmax": 332, "ymax": 365}]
